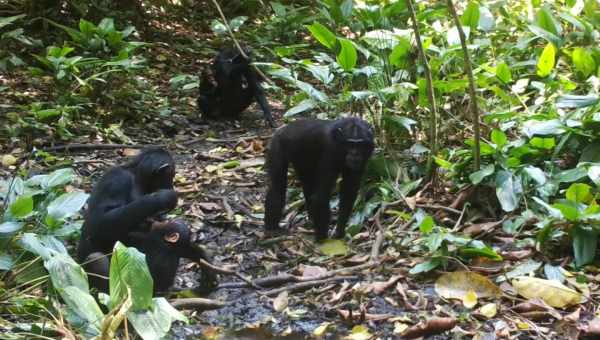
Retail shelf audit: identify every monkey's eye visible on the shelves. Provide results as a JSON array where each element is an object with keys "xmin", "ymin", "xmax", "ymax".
[{"xmin": 164, "ymin": 232, "xmax": 180, "ymax": 243}]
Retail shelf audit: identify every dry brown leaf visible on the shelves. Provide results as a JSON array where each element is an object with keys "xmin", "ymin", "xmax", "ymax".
[
  {"xmin": 1, "ymin": 154, "xmax": 16, "ymax": 167},
  {"xmin": 371, "ymin": 275, "xmax": 403, "ymax": 295},
  {"xmin": 122, "ymin": 148, "xmax": 139, "ymax": 156},
  {"xmin": 197, "ymin": 202, "xmax": 221, "ymax": 211},
  {"xmin": 338, "ymin": 310, "xmax": 394, "ymax": 322},
  {"xmin": 463, "ymin": 219, "xmax": 504, "ymax": 236},
  {"xmin": 273, "ymin": 291, "xmax": 288, "ymax": 312},
  {"xmin": 299, "ymin": 264, "xmax": 328, "ymax": 278},
  {"xmin": 512, "ymin": 276, "xmax": 582, "ymax": 308},
  {"xmin": 582, "ymin": 318, "xmax": 600, "ymax": 336},
  {"xmin": 435, "ymin": 271, "xmax": 501, "ymax": 301},
  {"xmin": 400, "ymin": 317, "xmax": 457, "ymax": 339}
]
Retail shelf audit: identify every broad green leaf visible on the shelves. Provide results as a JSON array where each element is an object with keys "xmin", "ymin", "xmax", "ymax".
[
  {"xmin": 553, "ymin": 202, "xmax": 579, "ymax": 221},
  {"xmin": 307, "ymin": 22, "xmax": 336, "ymax": 50},
  {"xmin": 210, "ymin": 19, "xmax": 227, "ymax": 36},
  {"xmin": 495, "ymin": 170, "xmax": 522, "ymax": 212},
  {"xmin": 336, "ymin": 38, "xmax": 357, "ymax": 71},
  {"xmin": 45, "ymin": 252, "xmax": 90, "ymax": 294},
  {"xmin": 556, "ymin": 94, "xmax": 599, "ymax": 108},
  {"xmin": 491, "ymin": 129, "xmax": 507, "ymax": 148},
  {"xmin": 419, "ymin": 215, "xmax": 434, "ymax": 234},
  {"xmin": 45, "ymin": 168, "xmax": 75, "ymax": 188},
  {"xmin": 529, "ymin": 137, "xmax": 555, "ymax": 149},
  {"xmin": 0, "ymin": 221, "xmax": 23, "ymax": 234},
  {"xmin": 572, "ymin": 47, "xmax": 596, "ymax": 77},
  {"xmin": 537, "ymin": 42, "xmax": 556, "ymax": 77},
  {"xmin": 409, "ymin": 258, "xmax": 441, "ymax": 274},
  {"xmin": 61, "ymin": 286, "xmax": 103, "ymax": 336},
  {"xmin": 363, "ymin": 29, "xmax": 397, "ymax": 49},
  {"xmin": 478, "ymin": 6, "xmax": 495, "ymax": 31},
  {"xmin": 110, "ymin": 242, "xmax": 153, "ymax": 311},
  {"xmin": 0, "ymin": 14, "xmax": 25, "ymax": 30},
  {"xmin": 10, "ymin": 195, "xmax": 33, "ymax": 218},
  {"xmin": 228, "ymin": 16, "xmax": 248, "ymax": 31},
  {"xmin": 573, "ymin": 227, "xmax": 597, "ymax": 267},
  {"xmin": 389, "ymin": 37, "xmax": 410, "ymax": 67},
  {"xmin": 128, "ymin": 298, "xmax": 188, "ymax": 340},
  {"xmin": 496, "ymin": 62, "xmax": 512, "ymax": 83},
  {"xmin": 284, "ymin": 99, "xmax": 316, "ymax": 117},
  {"xmin": 0, "ymin": 254, "xmax": 14, "ymax": 271},
  {"xmin": 566, "ymin": 183, "xmax": 592, "ymax": 203},
  {"xmin": 461, "ymin": 2, "xmax": 480, "ymax": 30},
  {"xmin": 47, "ymin": 191, "xmax": 89, "ymax": 221},
  {"xmin": 469, "ymin": 164, "xmax": 495, "ymax": 185},
  {"xmin": 535, "ymin": 6, "xmax": 562, "ymax": 37},
  {"xmin": 460, "ymin": 245, "xmax": 502, "ymax": 261},
  {"xmin": 588, "ymin": 165, "xmax": 600, "ymax": 185},
  {"xmin": 523, "ymin": 166, "xmax": 546, "ymax": 185},
  {"xmin": 554, "ymin": 166, "xmax": 587, "ymax": 183},
  {"xmin": 522, "ymin": 119, "xmax": 564, "ymax": 138}
]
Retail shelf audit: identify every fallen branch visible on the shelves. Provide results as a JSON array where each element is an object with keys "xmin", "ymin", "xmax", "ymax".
[
  {"xmin": 415, "ymin": 204, "xmax": 462, "ymax": 215},
  {"xmin": 262, "ymin": 275, "xmax": 358, "ymax": 296},
  {"xmin": 196, "ymin": 258, "xmax": 262, "ymax": 290},
  {"xmin": 41, "ymin": 143, "xmax": 162, "ymax": 153},
  {"xmin": 169, "ymin": 297, "xmax": 226, "ymax": 310}
]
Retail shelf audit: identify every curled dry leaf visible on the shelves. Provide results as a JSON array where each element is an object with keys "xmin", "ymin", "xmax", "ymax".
[
  {"xmin": 435, "ymin": 271, "xmax": 501, "ymax": 302},
  {"xmin": 1, "ymin": 154, "xmax": 17, "ymax": 167},
  {"xmin": 273, "ymin": 291, "xmax": 288, "ymax": 312},
  {"xmin": 511, "ymin": 276, "xmax": 583, "ymax": 308},
  {"xmin": 344, "ymin": 325, "xmax": 372, "ymax": 340},
  {"xmin": 371, "ymin": 275, "xmax": 403, "ymax": 295},
  {"xmin": 401, "ymin": 317, "xmax": 457, "ymax": 339}
]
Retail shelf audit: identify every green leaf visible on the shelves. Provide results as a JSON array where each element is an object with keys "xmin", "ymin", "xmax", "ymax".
[
  {"xmin": 460, "ymin": 245, "xmax": 502, "ymax": 261},
  {"xmin": 495, "ymin": 62, "xmax": 512, "ymax": 83},
  {"xmin": 419, "ymin": 215, "xmax": 434, "ymax": 234},
  {"xmin": 45, "ymin": 252, "xmax": 91, "ymax": 294},
  {"xmin": 336, "ymin": 38, "xmax": 357, "ymax": 71},
  {"xmin": 0, "ymin": 14, "xmax": 25, "ymax": 30},
  {"xmin": 553, "ymin": 202, "xmax": 580, "ymax": 221},
  {"xmin": 491, "ymin": 129, "xmax": 507, "ymax": 148},
  {"xmin": 523, "ymin": 166, "xmax": 546, "ymax": 185},
  {"xmin": 10, "ymin": 195, "xmax": 33, "ymax": 218},
  {"xmin": 409, "ymin": 258, "xmax": 441, "ymax": 275},
  {"xmin": 389, "ymin": 38, "xmax": 410, "ymax": 67},
  {"xmin": 307, "ymin": 22, "xmax": 337, "ymax": 50},
  {"xmin": 61, "ymin": 286, "xmax": 103, "ymax": 335},
  {"xmin": 537, "ymin": 42, "xmax": 556, "ymax": 77},
  {"xmin": 210, "ymin": 19, "xmax": 227, "ymax": 36},
  {"xmin": 572, "ymin": 47, "xmax": 596, "ymax": 77},
  {"xmin": 535, "ymin": 6, "xmax": 562, "ymax": 36},
  {"xmin": 110, "ymin": 242, "xmax": 153, "ymax": 311},
  {"xmin": 0, "ymin": 254, "xmax": 14, "ymax": 271},
  {"xmin": 529, "ymin": 137, "xmax": 555, "ymax": 149},
  {"xmin": 566, "ymin": 183, "xmax": 592, "ymax": 203},
  {"xmin": 228, "ymin": 16, "xmax": 248, "ymax": 31},
  {"xmin": 461, "ymin": 2, "xmax": 480, "ymax": 30},
  {"xmin": 45, "ymin": 168, "xmax": 75, "ymax": 188},
  {"xmin": 128, "ymin": 298, "xmax": 188, "ymax": 340},
  {"xmin": 573, "ymin": 227, "xmax": 597, "ymax": 267},
  {"xmin": 0, "ymin": 221, "xmax": 23, "ymax": 234},
  {"xmin": 469, "ymin": 164, "xmax": 495, "ymax": 185},
  {"xmin": 554, "ymin": 166, "xmax": 588, "ymax": 183},
  {"xmin": 495, "ymin": 170, "xmax": 522, "ymax": 212},
  {"xmin": 318, "ymin": 239, "xmax": 348, "ymax": 256},
  {"xmin": 47, "ymin": 191, "xmax": 89, "ymax": 221}
]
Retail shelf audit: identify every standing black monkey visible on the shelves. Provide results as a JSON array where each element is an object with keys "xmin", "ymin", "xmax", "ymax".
[
  {"xmin": 197, "ymin": 46, "xmax": 276, "ymax": 127},
  {"xmin": 264, "ymin": 117, "xmax": 375, "ymax": 241},
  {"xmin": 85, "ymin": 220, "xmax": 217, "ymax": 293}
]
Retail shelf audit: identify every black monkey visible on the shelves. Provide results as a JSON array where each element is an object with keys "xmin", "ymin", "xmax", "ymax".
[
  {"xmin": 264, "ymin": 117, "xmax": 375, "ymax": 241},
  {"xmin": 77, "ymin": 147, "xmax": 177, "ymax": 262},
  {"xmin": 197, "ymin": 46, "xmax": 276, "ymax": 127},
  {"xmin": 85, "ymin": 220, "xmax": 217, "ymax": 293}
]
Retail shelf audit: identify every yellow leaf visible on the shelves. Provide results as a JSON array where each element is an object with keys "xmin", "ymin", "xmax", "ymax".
[
  {"xmin": 1, "ymin": 154, "xmax": 16, "ymax": 167},
  {"xmin": 273, "ymin": 291, "xmax": 288, "ymax": 312},
  {"xmin": 313, "ymin": 322, "xmax": 331, "ymax": 336},
  {"xmin": 511, "ymin": 276, "xmax": 582, "ymax": 308},
  {"xmin": 435, "ymin": 271, "xmax": 501, "ymax": 302},
  {"xmin": 516, "ymin": 321, "xmax": 530, "ymax": 330},
  {"xmin": 479, "ymin": 303, "xmax": 497, "ymax": 318},
  {"xmin": 318, "ymin": 239, "xmax": 348, "ymax": 256},
  {"xmin": 393, "ymin": 322, "xmax": 409, "ymax": 334},
  {"xmin": 463, "ymin": 290, "xmax": 478, "ymax": 309},
  {"xmin": 344, "ymin": 325, "xmax": 372, "ymax": 340}
]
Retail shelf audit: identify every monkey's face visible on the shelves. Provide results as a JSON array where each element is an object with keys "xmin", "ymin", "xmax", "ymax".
[
  {"xmin": 344, "ymin": 142, "xmax": 373, "ymax": 171},
  {"xmin": 334, "ymin": 118, "xmax": 375, "ymax": 171},
  {"xmin": 151, "ymin": 219, "xmax": 191, "ymax": 250}
]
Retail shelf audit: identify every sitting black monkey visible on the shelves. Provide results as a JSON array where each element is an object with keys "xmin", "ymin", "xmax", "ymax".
[
  {"xmin": 77, "ymin": 147, "xmax": 177, "ymax": 262},
  {"xmin": 197, "ymin": 46, "xmax": 276, "ymax": 127},
  {"xmin": 85, "ymin": 220, "xmax": 217, "ymax": 293},
  {"xmin": 77, "ymin": 147, "xmax": 215, "ymax": 292},
  {"xmin": 264, "ymin": 117, "xmax": 375, "ymax": 241}
]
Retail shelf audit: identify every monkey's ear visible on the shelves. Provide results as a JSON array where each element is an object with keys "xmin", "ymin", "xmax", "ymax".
[{"xmin": 164, "ymin": 232, "xmax": 180, "ymax": 243}]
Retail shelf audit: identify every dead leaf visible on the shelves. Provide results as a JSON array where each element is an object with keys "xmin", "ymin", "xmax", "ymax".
[
  {"xmin": 564, "ymin": 307, "xmax": 580, "ymax": 323},
  {"xmin": 462, "ymin": 219, "xmax": 504, "ymax": 236},
  {"xmin": 1, "ymin": 154, "xmax": 16, "ymax": 167},
  {"xmin": 404, "ymin": 195, "xmax": 417, "ymax": 210},
  {"xmin": 299, "ymin": 264, "xmax": 327, "ymax": 278},
  {"xmin": 344, "ymin": 325, "xmax": 372, "ymax": 340},
  {"xmin": 435, "ymin": 271, "xmax": 501, "ymax": 302},
  {"xmin": 401, "ymin": 317, "xmax": 457, "ymax": 339},
  {"xmin": 338, "ymin": 310, "xmax": 393, "ymax": 322},
  {"xmin": 273, "ymin": 291, "xmax": 288, "ymax": 312},
  {"xmin": 318, "ymin": 239, "xmax": 348, "ymax": 256},
  {"xmin": 197, "ymin": 202, "xmax": 221, "ymax": 211},
  {"xmin": 582, "ymin": 318, "xmax": 600, "ymax": 336},
  {"xmin": 371, "ymin": 275, "xmax": 403, "ymax": 295},
  {"xmin": 313, "ymin": 322, "xmax": 331, "ymax": 337},
  {"xmin": 511, "ymin": 276, "xmax": 582, "ymax": 308},
  {"xmin": 512, "ymin": 298, "xmax": 561, "ymax": 319},
  {"xmin": 479, "ymin": 303, "xmax": 497, "ymax": 318},
  {"xmin": 122, "ymin": 148, "xmax": 139, "ymax": 156},
  {"xmin": 462, "ymin": 290, "xmax": 478, "ymax": 309}
]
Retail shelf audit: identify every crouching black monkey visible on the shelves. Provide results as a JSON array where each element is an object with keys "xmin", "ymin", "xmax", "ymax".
[
  {"xmin": 85, "ymin": 220, "xmax": 217, "ymax": 293},
  {"xmin": 264, "ymin": 117, "xmax": 375, "ymax": 241},
  {"xmin": 197, "ymin": 46, "xmax": 276, "ymax": 127}
]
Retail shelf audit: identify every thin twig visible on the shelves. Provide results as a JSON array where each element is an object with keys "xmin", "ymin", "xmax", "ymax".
[
  {"xmin": 41, "ymin": 143, "xmax": 162, "ymax": 153},
  {"xmin": 196, "ymin": 258, "xmax": 262, "ymax": 290},
  {"xmin": 261, "ymin": 276, "xmax": 359, "ymax": 296},
  {"xmin": 446, "ymin": 0, "xmax": 481, "ymax": 170}
]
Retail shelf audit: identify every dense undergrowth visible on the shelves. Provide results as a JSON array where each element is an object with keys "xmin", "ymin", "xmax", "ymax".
[{"xmin": 2, "ymin": 0, "xmax": 600, "ymax": 338}]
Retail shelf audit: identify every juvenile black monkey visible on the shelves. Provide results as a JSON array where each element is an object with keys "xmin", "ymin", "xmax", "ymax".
[
  {"xmin": 77, "ymin": 147, "xmax": 177, "ymax": 262},
  {"xmin": 85, "ymin": 220, "xmax": 217, "ymax": 293},
  {"xmin": 264, "ymin": 117, "xmax": 374, "ymax": 240},
  {"xmin": 197, "ymin": 46, "xmax": 276, "ymax": 127}
]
